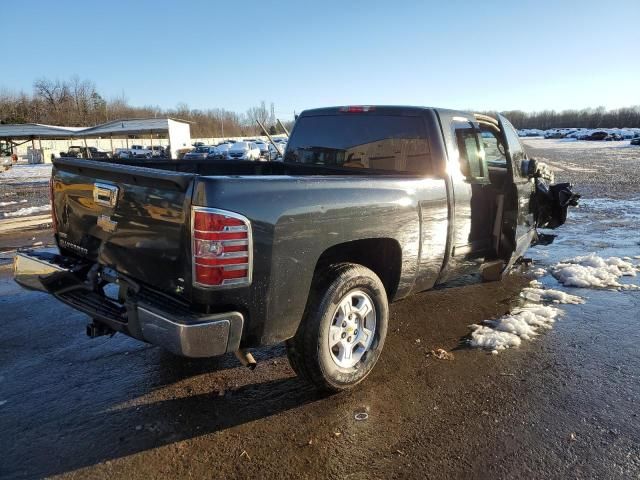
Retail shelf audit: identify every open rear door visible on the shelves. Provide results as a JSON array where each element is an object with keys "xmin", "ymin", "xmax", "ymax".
[{"xmin": 497, "ymin": 114, "xmax": 537, "ymax": 269}]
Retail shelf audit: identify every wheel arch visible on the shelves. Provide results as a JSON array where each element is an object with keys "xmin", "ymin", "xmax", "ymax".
[{"xmin": 311, "ymin": 238, "xmax": 403, "ymax": 302}]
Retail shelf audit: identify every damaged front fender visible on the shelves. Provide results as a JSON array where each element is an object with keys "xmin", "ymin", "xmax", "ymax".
[{"xmin": 532, "ymin": 178, "xmax": 580, "ymax": 229}]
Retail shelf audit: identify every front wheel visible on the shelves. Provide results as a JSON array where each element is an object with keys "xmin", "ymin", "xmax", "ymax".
[{"xmin": 286, "ymin": 263, "xmax": 389, "ymax": 392}]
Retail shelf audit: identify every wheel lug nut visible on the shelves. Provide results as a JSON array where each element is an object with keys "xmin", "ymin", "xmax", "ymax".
[
  {"xmin": 354, "ymin": 330, "xmax": 358, "ymax": 336},
  {"xmin": 341, "ymin": 332, "xmax": 347, "ymax": 339},
  {"xmin": 347, "ymin": 336, "xmax": 352, "ymax": 342},
  {"xmin": 342, "ymin": 321, "xmax": 347, "ymax": 328}
]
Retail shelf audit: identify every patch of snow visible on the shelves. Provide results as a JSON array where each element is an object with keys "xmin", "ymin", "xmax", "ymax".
[
  {"xmin": 469, "ymin": 304, "xmax": 563, "ymax": 353},
  {"xmin": 530, "ymin": 267, "xmax": 547, "ymax": 277},
  {"xmin": 2, "ymin": 205, "xmax": 51, "ymax": 218},
  {"xmin": 521, "ymin": 286, "xmax": 585, "ymax": 305},
  {"xmin": 469, "ymin": 280, "xmax": 585, "ymax": 354},
  {"xmin": 551, "ymin": 253, "xmax": 639, "ymax": 290},
  {"xmin": 0, "ymin": 200, "xmax": 27, "ymax": 207}
]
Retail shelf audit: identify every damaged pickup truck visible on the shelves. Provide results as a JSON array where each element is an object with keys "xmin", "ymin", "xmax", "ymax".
[{"xmin": 14, "ymin": 106, "xmax": 578, "ymax": 391}]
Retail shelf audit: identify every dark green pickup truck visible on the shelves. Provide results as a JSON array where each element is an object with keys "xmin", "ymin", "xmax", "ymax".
[{"xmin": 14, "ymin": 106, "xmax": 578, "ymax": 391}]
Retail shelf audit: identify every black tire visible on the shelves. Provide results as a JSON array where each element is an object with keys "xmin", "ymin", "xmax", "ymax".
[{"xmin": 286, "ymin": 263, "xmax": 389, "ymax": 392}]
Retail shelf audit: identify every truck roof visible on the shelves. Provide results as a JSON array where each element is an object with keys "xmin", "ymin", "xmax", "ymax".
[{"xmin": 298, "ymin": 105, "xmax": 470, "ymax": 118}]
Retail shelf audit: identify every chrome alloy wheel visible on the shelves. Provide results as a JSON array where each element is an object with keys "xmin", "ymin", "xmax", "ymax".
[{"xmin": 328, "ymin": 290, "xmax": 377, "ymax": 369}]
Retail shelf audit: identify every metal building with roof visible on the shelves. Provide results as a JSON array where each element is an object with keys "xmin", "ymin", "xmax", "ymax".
[{"xmin": 0, "ymin": 118, "xmax": 192, "ymax": 159}]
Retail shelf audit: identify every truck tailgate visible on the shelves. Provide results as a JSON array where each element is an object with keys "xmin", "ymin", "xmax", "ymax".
[{"xmin": 52, "ymin": 158, "xmax": 195, "ymax": 295}]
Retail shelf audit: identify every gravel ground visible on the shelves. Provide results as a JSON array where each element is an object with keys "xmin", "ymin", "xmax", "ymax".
[{"xmin": 0, "ymin": 140, "xmax": 639, "ymax": 479}]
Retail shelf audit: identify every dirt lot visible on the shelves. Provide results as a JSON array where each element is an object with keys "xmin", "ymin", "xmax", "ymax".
[{"xmin": 1, "ymin": 139, "xmax": 639, "ymax": 479}]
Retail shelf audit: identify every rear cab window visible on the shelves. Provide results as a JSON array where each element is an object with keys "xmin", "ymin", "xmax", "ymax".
[{"xmin": 284, "ymin": 111, "xmax": 434, "ymax": 175}]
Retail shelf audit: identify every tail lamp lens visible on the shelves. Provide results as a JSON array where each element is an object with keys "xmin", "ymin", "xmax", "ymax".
[{"xmin": 192, "ymin": 209, "xmax": 252, "ymax": 287}]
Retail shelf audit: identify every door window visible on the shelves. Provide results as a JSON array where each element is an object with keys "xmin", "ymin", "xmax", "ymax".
[
  {"xmin": 501, "ymin": 117, "xmax": 526, "ymax": 175},
  {"xmin": 480, "ymin": 131, "xmax": 507, "ymax": 168},
  {"xmin": 453, "ymin": 122, "xmax": 489, "ymax": 183}
]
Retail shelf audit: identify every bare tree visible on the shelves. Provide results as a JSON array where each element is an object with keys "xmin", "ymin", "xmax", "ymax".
[{"xmin": 246, "ymin": 101, "xmax": 270, "ymax": 126}]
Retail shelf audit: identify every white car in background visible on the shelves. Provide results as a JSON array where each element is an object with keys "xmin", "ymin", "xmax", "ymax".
[
  {"xmin": 208, "ymin": 143, "xmax": 233, "ymax": 159},
  {"xmin": 116, "ymin": 145, "xmax": 153, "ymax": 159},
  {"xmin": 253, "ymin": 141, "xmax": 270, "ymax": 159},
  {"xmin": 226, "ymin": 141, "xmax": 261, "ymax": 161},
  {"xmin": 268, "ymin": 142, "xmax": 285, "ymax": 160}
]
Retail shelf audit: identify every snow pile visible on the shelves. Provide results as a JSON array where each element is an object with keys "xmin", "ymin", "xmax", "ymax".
[
  {"xmin": 2, "ymin": 205, "xmax": 51, "ymax": 218},
  {"xmin": 521, "ymin": 285, "xmax": 585, "ymax": 305},
  {"xmin": 530, "ymin": 267, "xmax": 547, "ymax": 277},
  {"xmin": 468, "ymin": 280, "xmax": 585, "ymax": 354},
  {"xmin": 469, "ymin": 304, "xmax": 563, "ymax": 353},
  {"xmin": 551, "ymin": 253, "xmax": 639, "ymax": 290},
  {"xmin": 0, "ymin": 200, "xmax": 27, "ymax": 207}
]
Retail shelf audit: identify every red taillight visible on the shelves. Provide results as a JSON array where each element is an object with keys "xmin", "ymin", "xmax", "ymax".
[
  {"xmin": 192, "ymin": 208, "xmax": 252, "ymax": 287},
  {"xmin": 339, "ymin": 105, "xmax": 375, "ymax": 113},
  {"xmin": 49, "ymin": 176, "xmax": 58, "ymax": 233}
]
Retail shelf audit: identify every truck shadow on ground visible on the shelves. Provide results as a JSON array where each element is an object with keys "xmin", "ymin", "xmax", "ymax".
[{"xmin": 4, "ymin": 349, "xmax": 327, "ymax": 479}]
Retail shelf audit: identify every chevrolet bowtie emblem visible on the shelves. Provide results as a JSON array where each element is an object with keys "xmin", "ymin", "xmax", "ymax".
[{"xmin": 97, "ymin": 214, "xmax": 118, "ymax": 233}]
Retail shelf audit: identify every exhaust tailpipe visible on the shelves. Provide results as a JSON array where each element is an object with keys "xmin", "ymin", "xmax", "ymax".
[{"xmin": 235, "ymin": 349, "xmax": 257, "ymax": 370}]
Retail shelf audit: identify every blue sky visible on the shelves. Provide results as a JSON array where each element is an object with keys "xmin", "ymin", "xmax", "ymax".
[{"xmin": 2, "ymin": 0, "xmax": 639, "ymax": 119}]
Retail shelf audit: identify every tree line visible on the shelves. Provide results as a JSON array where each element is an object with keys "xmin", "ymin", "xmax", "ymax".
[
  {"xmin": 2, "ymin": 76, "xmax": 639, "ymax": 134},
  {"xmin": 484, "ymin": 106, "xmax": 640, "ymax": 130},
  {"xmin": 0, "ymin": 76, "xmax": 291, "ymax": 137}
]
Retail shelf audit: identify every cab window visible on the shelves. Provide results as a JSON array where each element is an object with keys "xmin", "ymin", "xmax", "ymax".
[{"xmin": 284, "ymin": 114, "xmax": 433, "ymax": 175}]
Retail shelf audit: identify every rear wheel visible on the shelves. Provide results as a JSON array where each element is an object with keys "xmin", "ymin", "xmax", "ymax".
[{"xmin": 286, "ymin": 263, "xmax": 388, "ymax": 392}]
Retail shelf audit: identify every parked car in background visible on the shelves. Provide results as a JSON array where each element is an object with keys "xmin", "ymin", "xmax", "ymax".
[
  {"xmin": 604, "ymin": 133, "xmax": 623, "ymax": 141},
  {"xmin": 254, "ymin": 141, "xmax": 270, "ymax": 159},
  {"xmin": 207, "ymin": 143, "xmax": 232, "ymax": 160},
  {"xmin": 586, "ymin": 131, "xmax": 608, "ymax": 141},
  {"xmin": 115, "ymin": 145, "xmax": 154, "ymax": 159},
  {"xmin": 227, "ymin": 141, "xmax": 261, "ymax": 160},
  {"xmin": 60, "ymin": 146, "xmax": 111, "ymax": 160},
  {"xmin": 268, "ymin": 143, "xmax": 284, "ymax": 160},
  {"xmin": 544, "ymin": 130, "xmax": 565, "ymax": 139},
  {"xmin": 150, "ymin": 146, "xmax": 168, "ymax": 157},
  {"xmin": 630, "ymin": 137, "xmax": 640, "ymax": 146},
  {"xmin": 184, "ymin": 145, "xmax": 214, "ymax": 160}
]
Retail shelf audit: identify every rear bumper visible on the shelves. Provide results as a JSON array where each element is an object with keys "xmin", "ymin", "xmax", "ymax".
[{"xmin": 14, "ymin": 249, "xmax": 244, "ymax": 358}]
